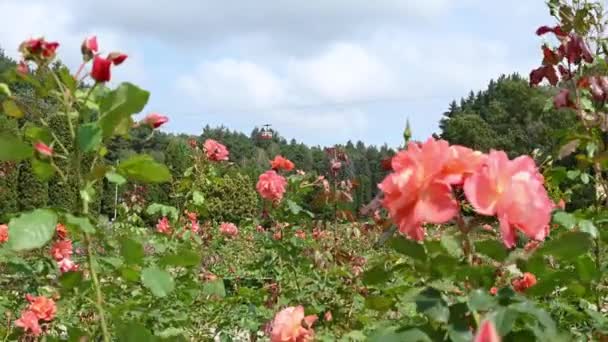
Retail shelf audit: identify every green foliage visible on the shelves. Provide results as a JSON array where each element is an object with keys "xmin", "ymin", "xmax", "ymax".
[
  {"xmin": 17, "ymin": 160, "xmax": 48, "ymax": 210},
  {"xmin": 47, "ymin": 114, "xmax": 79, "ymax": 212},
  {"xmin": 197, "ymin": 170, "xmax": 259, "ymax": 224},
  {"xmin": 0, "ymin": 116, "xmax": 20, "ymax": 216},
  {"xmin": 440, "ymin": 74, "xmax": 576, "ymax": 156},
  {"xmin": 7, "ymin": 209, "xmax": 57, "ymax": 251}
]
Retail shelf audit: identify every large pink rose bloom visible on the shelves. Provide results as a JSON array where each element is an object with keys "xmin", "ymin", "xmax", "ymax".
[
  {"xmin": 204, "ymin": 139, "xmax": 229, "ymax": 161},
  {"xmin": 379, "ymin": 138, "xmax": 460, "ymax": 240},
  {"xmin": 270, "ymin": 306, "xmax": 317, "ymax": 342},
  {"xmin": 257, "ymin": 170, "xmax": 287, "ymax": 202},
  {"xmin": 443, "ymin": 145, "xmax": 487, "ymax": 185},
  {"xmin": 464, "ymin": 150, "xmax": 553, "ymax": 248}
]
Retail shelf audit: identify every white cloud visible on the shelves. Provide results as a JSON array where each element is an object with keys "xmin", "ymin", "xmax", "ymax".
[
  {"xmin": 177, "ymin": 59, "xmax": 287, "ymax": 110},
  {"xmin": 287, "ymin": 43, "xmax": 395, "ymax": 102}
]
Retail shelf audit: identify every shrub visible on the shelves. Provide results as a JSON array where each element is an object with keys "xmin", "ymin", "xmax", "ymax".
[{"xmin": 199, "ymin": 171, "xmax": 259, "ymax": 224}]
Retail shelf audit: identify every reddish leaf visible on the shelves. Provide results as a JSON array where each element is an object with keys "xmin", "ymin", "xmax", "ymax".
[
  {"xmin": 542, "ymin": 45, "xmax": 561, "ymax": 65},
  {"xmin": 530, "ymin": 65, "xmax": 558, "ymax": 86},
  {"xmin": 536, "ymin": 25, "xmax": 566, "ymax": 37}
]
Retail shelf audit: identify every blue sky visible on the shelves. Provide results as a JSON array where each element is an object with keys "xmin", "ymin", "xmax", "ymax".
[{"xmin": 0, "ymin": 0, "xmax": 553, "ymax": 147}]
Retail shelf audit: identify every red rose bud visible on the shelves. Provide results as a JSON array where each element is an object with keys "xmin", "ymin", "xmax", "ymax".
[
  {"xmin": 81, "ymin": 36, "xmax": 98, "ymax": 61},
  {"xmin": 144, "ymin": 113, "xmax": 169, "ymax": 129},
  {"xmin": 108, "ymin": 52, "xmax": 128, "ymax": 65},
  {"xmin": 41, "ymin": 41, "xmax": 59, "ymax": 59},
  {"xmin": 34, "ymin": 142, "xmax": 53, "ymax": 157},
  {"xmin": 91, "ymin": 55, "xmax": 112, "ymax": 83}
]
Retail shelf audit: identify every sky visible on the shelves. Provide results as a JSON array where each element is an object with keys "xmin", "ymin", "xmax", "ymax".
[{"xmin": 0, "ymin": 0, "xmax": 554, "ymax": 147}]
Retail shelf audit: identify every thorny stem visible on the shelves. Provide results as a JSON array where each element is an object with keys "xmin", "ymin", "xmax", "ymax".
[
  {"xmin": 456, "ymin": 213, "xmax": 473, "ymax": 264},
  {"xmin": 82, "ymin": 196, "xmax": 110, "ymax": 342},
  {"xmin": 84, "ymin": 233, "xmax": 110, "ymax": 342},
  {"xmin": 73, "ymin": 62, "xmax": 86, "ymax": 80}
]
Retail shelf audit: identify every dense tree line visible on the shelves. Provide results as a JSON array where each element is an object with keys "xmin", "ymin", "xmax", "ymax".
[
  {"xmin": 439, "ymin": 73, "xmax": 577, "ymax": 156},
  {"xmin": 0, "ymin": 48, "xmax": 395, "ymax": 219}
]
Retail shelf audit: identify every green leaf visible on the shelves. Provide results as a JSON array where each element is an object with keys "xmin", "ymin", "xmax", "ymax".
[
  {"xmin": 141, "ymin": 267, "xmax": 175, "ymax": 298},
  {"xmin": 118, "ymin": 154, "xmax": 171, "ymax": 183},
  {"xmin": 77, "ymin": 123, "xmax": 103, "ymax": 153},
  {"xmin": 286, "ymin": 199, "xmax": 302, "ymax": 215},
  {"xmin": 580, "ymin": 97, "xmax": 594, "ymax": 111},
  {"xmin": 474, "ymin": 239, "xmax": 508, "ymax": 261},
  {"xmin": 99, "ymin": 82, "xmax": 149, "ymax": 138},
  {"xmin": 24, "ymin": 125, "xmax": 52, "ymax": 144},
  {"xmin": 120, "ymin": 238, "xmax": 144, "ymax": 265},
  {"xmin": 368, "ymin": 328, "xmax": 431, "ymax": 342},
  {"xmin": 509, "ymin": 301, "xmax": 557, "ymax": 337},
  {"xmin": 581, "ymin": 173, "xmax": 590, "ymax": 184},
  {"xmin": 362, "ymin": 264, "xmax": 391, "ymax": 285},
  {"xmin": 566, "ymin": 170, "xmax": 580, "ymax": 180},
  {"xmin": 537, "ymin": 231, "xmax": 592, "ymax": 261},
  {"xmin": 117, "ymin": 322, "xmax": 154, "ymax": 342},
  {"xmin": 31, "ymin": 159, "xmax": 55, "ymax": 181},
  {"xmin": 8, "ymin": 209, "xmax": 57, "ymax": 251},
  {"xmin": 160, "ymin": 250, "xmax": 201, "ymax": 267},
  {"xmin": 440, "ymin": 233, "xmax": 463, "ymax": 258},
  {"xmin": 0, "ymin": 83, "xmax": 11, "ymax": 96},
  {"xmin": 526, "ymin": 270, "xmax": 574, "ymax": 297},
  {"xmin": 575, "ymin": 255, "xmax": 598, "ymax": 284},
  {"xmin": 192, "ymin": 190, "xmax": 205, "ymax": 206},
  {"xmin": 415, "ymin": 287, "xmax": 449, "ymax": 323},
  {"xmin": 468, "ymin": 289, "xmax": 496, "ymax": 312},
  {"xmin": 120, "ymin": 267, "xmax": 140, "ymax": 282},
  {"xmin": 201, "ymin": 279, "xmax": 226, "ymax": 298},
  {"xmin": 146, "ymin": 203, "xmax": 179, "ymax": 221},
  {"xmin": 2, "ymin": 99, "xmax": 23, "ymax": 118},
  {"xmin": 364, "ymin": 295, "xmax": 394, "ymax": 312},
  {"xmin": 552, "ymin": 211, "xmax": 576, "ymax": 229},
  {"xmin": 105, "ymin": 171, "xmax": 127, "ymax": 185},
  {"xmin": 58, "ymin": 66, "xmax": 77, "ymax": 93},
  {"xmin": 494, "ymin": 307, "xmax": 518, "ymax": 336},
  {"xmin": 59, "ymin": 271, "xmax": 83, "ymax": 289},
  {"xmin": 448, "ymin": 303, "xmax": 474, "ymax": 342},
  {"xmin": 389, "ymin": 237, "xmax": 427, "ymax": 261},
  {"xmin": 64, "ymin": 214, "xmax": 95, "ymax": 234},
  {"xmin": 579, "ymin": 220, "xmax": 598, "ymax": 238},
  {"xmin": 0, "ymin": 133, "xmax": 33, "ymax": 161}
]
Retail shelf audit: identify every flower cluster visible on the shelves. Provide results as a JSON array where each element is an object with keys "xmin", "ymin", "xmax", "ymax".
[
  {"xmin": 14, "ymin": 295, "xmax": 57, "ymax": 336},
  {"xmin": 257, "ymin": 170, "xmax": 288, "ymax": 203},
  {"xmin": 18, "ymin": 37, "xmax": 59, "ymax": 64},
  {"xmin": 270, "ymin": 155, "xmax": 295, "ymax": 172},
  {"xmin": 511, "ymin": 272, "xmax": 537, "ymax": 293},
  {"xmin": 380, "ymin": 138, "xmax": 554, "ymax": 247},
  {"xmin": 0, "ymin": 224, "xmax": 8, "ymax": 244},
  {"xmin": 50, "ymin": 224, "xmax": 78, "ymax": 273},
  {"xmin": 204, "ymin": 139, "xmax": 230, "ymax": 162},
  {"xmin": 269, "ymin": 306, "xmax": 317, "ymax": 342},
  {"xmin": 219, "ymin": 222, "xmax": 239, "ymax": 237},
  {"xmin": 156, "ymin": 216, "xmax": 172, "ymax": 235}
]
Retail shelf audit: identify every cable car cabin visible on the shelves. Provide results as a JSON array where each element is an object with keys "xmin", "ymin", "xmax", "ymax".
[
  {"xmin": 259, "ymin": 131, "xmax": 273, "ymax": 140},
  {"xmin": 259, "ymin": 125, "xmax": 273, "ymax": 140}
]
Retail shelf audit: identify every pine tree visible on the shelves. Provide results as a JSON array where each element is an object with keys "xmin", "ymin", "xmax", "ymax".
[
  {"xmin": 47, "ymin": 114, "xmax": 79, "ymax": 212},
  {"xmin": 18, "ymin": 161, "xmax": 49, "ymax": 211}
]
